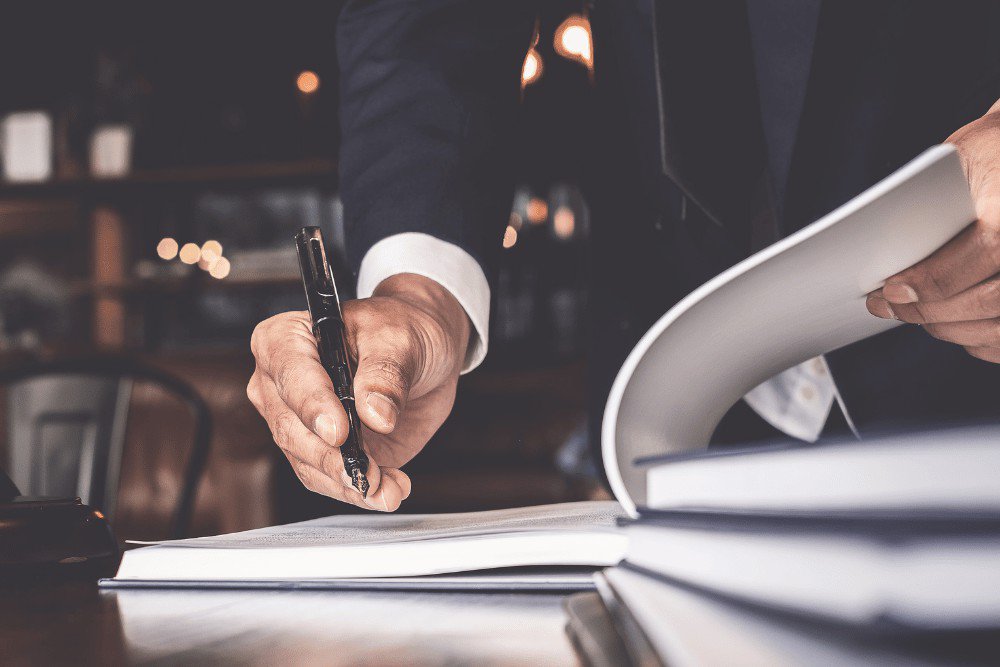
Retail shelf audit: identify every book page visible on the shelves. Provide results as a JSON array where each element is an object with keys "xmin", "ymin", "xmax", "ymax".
[
  {"xmin": 131, "ymin": 501, "xmax": 624, "ymax": 549},
  {"xmin": 602, "ymin": 146, "xmax": 976, "ymax": 516},
  {"xmin": 113, "ymin": 501, "xmax": 628, "ymax": 581}
]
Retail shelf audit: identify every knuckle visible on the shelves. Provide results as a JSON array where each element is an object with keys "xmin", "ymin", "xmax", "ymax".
[
  {"xmin": 367, "ymin": 358, "xmax": 411, "ymax": 393},
  {"xmin": 302, "ymin": 387, "xmax": 334, "ymax": 415},
  {"xmin": 917, "ymin": 269, "xmax": 949, "ymax": 301},
  {"xmin": 293, "ymin": 463, "xmax": 318, "ymax": 493},
  {"xmin": 316, "ymin": 446, "xmax": 339, "ymax": 477},
  {"xmin": 978, "ymin": 280, "xmax": 1000, "ymax": 315},
  {"xmin": 246, "ymin": 374, "xmax": 262, "ymax": 407},
  {"xmin": 271, "ymin": 356, "xmax": 305, "ymax": 396},
  {"xmin": 907, "ymin": 302, "xmax": 929, "ymax": 324},
  {"xmin": 251, "ymin": 311, "xmax": 310, "ymax": 359},
  {"xmin": 271, "ymin": 412, "xmax": 296, "ymax": 448},
  {"xmin": 250, "ymin": 317, "xmax": 278, "ymax": 356},
  {"xmin": 979, "ymin": 224, "xmax": 1000, "ymax": 264},
  {"xmin": 979, "ymin": 196, "xmax": 1000, "ymax": 229}
]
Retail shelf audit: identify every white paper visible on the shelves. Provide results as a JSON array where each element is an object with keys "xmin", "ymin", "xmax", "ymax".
[
  {"xmin": 646, "ymin": 425, "xmax": 1000, "ymax": 513},
  {"xmin": 113, "ymin": 501, "xmax": 627, "ymax": 581},
  {"xmin": 603, "ymin": 145, "xmax": 976, "ymax": 516},
  {"xmin": 624, "ymin": 524, "xmax": 1000, "ymax": 629}
]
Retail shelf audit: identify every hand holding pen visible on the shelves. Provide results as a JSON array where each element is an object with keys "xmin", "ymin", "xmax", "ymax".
[
  {"xmin": 247, "ymin": 230, "xmax": 472, "ymax": 511},
  {"xmin": 296, "ymin": 227, "xmax": 372, "ymax": 497}
]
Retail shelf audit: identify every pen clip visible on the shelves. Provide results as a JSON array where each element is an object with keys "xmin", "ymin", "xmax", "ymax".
[{"xmin": 295, "ymin": 226, "xmax": 342, "ymax": 322}]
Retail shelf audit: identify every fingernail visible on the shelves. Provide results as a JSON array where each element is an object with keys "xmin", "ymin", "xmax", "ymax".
[
  {"xmin": 314, "ymin": 414, "xmax": 339, "ymax": 446},
  {"xmin": 364, "ymin": 487, "xmax": 390, "ymax": 511},
  {"xmin": 867, "ymin": 296, "xmax": 898, "ymax": 320},
  {"xmin": 883, "ymin": 283, "xmax": 918, "ymax": 304},
  {"xmin": 365, "ymin": 392, "xmax": 398, "ymax": 430}
]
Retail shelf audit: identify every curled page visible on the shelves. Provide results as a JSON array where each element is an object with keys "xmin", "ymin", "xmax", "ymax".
[{"xmin": 602, "ymin": 145, "xmax": 976, "ymax": 516}]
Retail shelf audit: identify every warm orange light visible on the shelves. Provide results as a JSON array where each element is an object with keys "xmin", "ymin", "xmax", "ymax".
[
  {"xmin": 179, "ymin": 242, "xmax": 201, "ymax": 265},
  {"xmin": 156, "ymin": 237, "xmax": 178, "ymax": 260},
  {"xmin": 554, "ymin": 14, "xmax": 594, "ymax": 70},
  {"xmin": 526, "ymin": 197, "xmax": 549, "ymax": 224},
  {"xmin": 553, "ymin": 206, "xmax": 575, "ymax": 239},
  {"xmin": 209, "ymin": 256, "xmax": 231, "ymax": 279},
  {"xmin": 297, "ymin": 70, "xmax": 320, "ymax": 94},
  {"xmin": 521, "ymin": 49, "xmax": 543, "ymax": 88},
  {"xmin": 502, "ymin": 225, "xmax": 518, "ymax": 249},
  {"xmin": 200, "ymin": 240, "xmax": 223, "ymax": 261}
]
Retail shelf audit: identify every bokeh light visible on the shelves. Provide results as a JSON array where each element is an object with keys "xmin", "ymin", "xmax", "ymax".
[
  {"xmin": 209, "ymin": 256, "xmax": 231, "ymax": 279},
  {"xmin": 521, "ymin": 49, "xmax": 543, "ymax": 88},
  {"xmin": 502, "ymin": 225, "xmax": 518, "ymax": 249},
  {"xmin": 553, "ymin": 207, "xmax": 575, "ymax": 239},
  {"xmin": 526, "ymin": 197, "xmax": 549, "ymax": 224},
  {"xmin": 297, "ymin": 70, "xmax": 320, "ymax": 94},
  {"xmin": 201, "ymin": 240, "xmax": 223, "ymax": 261},
  {"xmin": 554, "ymin": 15, "xmax": 594, "ymax": 70},
  {"xmin": 179, "ymin": 243, "xmax": 201, "ymax": 265},
  {"xmin": 156, "ymin": 237, "xmax": 178, "ymax": 260}
]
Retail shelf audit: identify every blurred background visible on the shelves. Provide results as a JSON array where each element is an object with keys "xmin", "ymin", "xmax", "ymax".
[{"xmin": 0, "ymin": 1, "xmax": 604, "ymax": 539}]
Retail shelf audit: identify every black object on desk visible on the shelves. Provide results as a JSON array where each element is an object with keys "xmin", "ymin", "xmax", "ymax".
[
  {"xmin": 0, "ymin": 469, "xmax": 120, "ymax": 582},
  {"xmin": 295, "ymin": 226, "xmax": 371, "ymax": 497}
]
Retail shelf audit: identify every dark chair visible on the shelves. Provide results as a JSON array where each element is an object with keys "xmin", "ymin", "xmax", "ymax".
[{"xmin": 0, "ymin": 356, "xmax": 212, "ymax": 538}]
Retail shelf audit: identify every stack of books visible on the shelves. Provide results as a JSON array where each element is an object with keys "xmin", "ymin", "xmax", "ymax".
[
  {"xmin": 567, "ymin": 431, "xmax": 1000, "ymax": 665},
  {"xmin": 567, "ymin": 145, "xmax": 1000, "ymax": 665}
]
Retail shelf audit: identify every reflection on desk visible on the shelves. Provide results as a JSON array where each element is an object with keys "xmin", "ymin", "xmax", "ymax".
[
  {"xmin": 112, "ymin": 588, "xmax": 578, "ymax": 666},
  {"xmin": 0, "ymin": 583, "xmax": 578, "ymax": 666}
]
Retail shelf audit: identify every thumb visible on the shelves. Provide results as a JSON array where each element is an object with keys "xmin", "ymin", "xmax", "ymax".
[{"xmin": 354, "ymin": 344, "xmax": 415, "ymax": 434}]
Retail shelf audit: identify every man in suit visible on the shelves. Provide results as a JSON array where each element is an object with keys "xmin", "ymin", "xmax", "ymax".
[{"xmin": 247, "ymin": 1, "xmax": 1000, "ymax": 511}]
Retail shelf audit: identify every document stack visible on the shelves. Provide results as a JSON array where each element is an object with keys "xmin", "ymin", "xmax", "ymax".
[{"xmin": 566, "ymin": 429, "xmax": 1000, "ymax": 665}]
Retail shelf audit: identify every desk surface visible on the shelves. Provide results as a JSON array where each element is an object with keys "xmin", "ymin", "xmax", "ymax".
[{"xmin": 1, "ymin": 582, "xmax": 581, "ymax": 666}]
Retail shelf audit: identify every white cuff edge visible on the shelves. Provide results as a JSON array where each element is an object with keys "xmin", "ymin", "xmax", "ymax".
[{"xmin": 357, "ymin": 232, "xmax": 490, "ymax": 374}]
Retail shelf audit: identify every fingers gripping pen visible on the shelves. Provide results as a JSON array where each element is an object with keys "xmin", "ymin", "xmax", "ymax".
[{"xmin": 295, "ymin": 226, "xmax": 371, "ymax": 497}]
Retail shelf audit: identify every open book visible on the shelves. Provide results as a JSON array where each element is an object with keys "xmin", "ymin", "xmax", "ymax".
[
  {"xmin": 107, "ymin": 502, "xmax": 627, "ymax": 588},
  {"xmin": 103, "ymin": 145, "xmax": 977, "ymax": 589}
]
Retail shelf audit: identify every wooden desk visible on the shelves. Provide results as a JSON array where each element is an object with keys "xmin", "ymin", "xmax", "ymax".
[{"xmin": 1, "ymin": 582, "xmax": 580, "ymax": 665}]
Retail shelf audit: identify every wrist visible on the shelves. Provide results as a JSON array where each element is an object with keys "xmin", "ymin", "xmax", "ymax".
[{"xmin": 372, "ymin": 273, "xmax": 471, "ymax": 372}]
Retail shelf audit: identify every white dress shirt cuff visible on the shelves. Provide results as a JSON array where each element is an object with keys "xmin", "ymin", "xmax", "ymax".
[{"xmin": 356, "ymin": 233, "xmax": 490, "ymax": 374}]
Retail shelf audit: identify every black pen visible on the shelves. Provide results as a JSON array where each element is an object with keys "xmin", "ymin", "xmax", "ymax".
[{"xmin": 295, "ymin": 226, "xmax": 371, "ymax": 497}]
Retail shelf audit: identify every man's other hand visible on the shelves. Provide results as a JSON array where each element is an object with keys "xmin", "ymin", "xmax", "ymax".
[
  {"xmin": 867, "ymin": 104, "xmax": 1000, "ymax": 362},
  {"xmin": 248, "ymin": 273, "xmax": 470, "ymax": 511}
]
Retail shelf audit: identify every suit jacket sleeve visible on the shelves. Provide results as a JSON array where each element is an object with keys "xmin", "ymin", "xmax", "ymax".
[{"xmin": 336, "ymin": 0, "xmax": 536, "ymax": 282}]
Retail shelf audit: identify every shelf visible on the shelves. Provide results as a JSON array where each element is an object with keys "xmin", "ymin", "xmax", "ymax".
[{"xmin": 0, "ymin": 159, "xmax": 338, "ymax": 200}]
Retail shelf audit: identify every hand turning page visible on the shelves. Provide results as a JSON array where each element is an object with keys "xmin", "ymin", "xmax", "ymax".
[{"xmin": 602, "ymin": 145, "xmax": 976, "ymax": 515}]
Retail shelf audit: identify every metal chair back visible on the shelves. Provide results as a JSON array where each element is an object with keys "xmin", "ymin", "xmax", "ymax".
[{"xmin": 2, "ymin": 357, "xmax": 211, "ymax": 538}]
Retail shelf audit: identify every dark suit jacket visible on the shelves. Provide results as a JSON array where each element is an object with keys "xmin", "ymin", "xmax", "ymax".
[{"xmin": 337, "ymin": 0, "xmax": 1000, "ymax": 450}]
